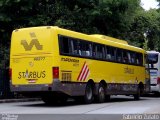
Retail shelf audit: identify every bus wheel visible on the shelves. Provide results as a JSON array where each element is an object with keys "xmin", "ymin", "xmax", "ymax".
[
  {"xmin": 97, "ymin": 83, "xmax": 105, "ymax": 103},
  {"xmin": 84, "ymin": 83, "xmax": 94, "ymax": 104},
  {"xmin": 133, "ymin": 87, "xmax": 140, "ymax": 100}
]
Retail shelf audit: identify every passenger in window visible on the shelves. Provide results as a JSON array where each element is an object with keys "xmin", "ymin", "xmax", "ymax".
[
  {"xmin": 82, "ymin": 51, "xmax": 86, "ymax": 56},
  {"xmin": 107, "ymin": 54, "xmax": 111, "ymax": 60},
  {"xmin": 77, "ymin": 45, "xmax": 81, "ymax": 56},
  {"xmin": 117, "ymin": 56, "xmax": 122, "ymax": 62},
  {"xmin": 123, "ymin": 56, "xmax": 128, "ymax": 63},
  {"xmin": 86, "ymin": 51, "xmax": 90, "ymax": 56},
  {"xmin": 131, "ymin": 58, "xmax": 135, "ymax": 64},
  {"xmin": 128, "ymin": 53, "xmax": 132, "ymax": 63},
  {"xmin": 93, "ymin": 52, "xmax": 96, "ymax": 57},
  {"xmin": 136, "ymin": 58, "xmax": 140, "ymax": 64},
  {"xmin": 79, "ymin": 50, "xmax": 82, "ymax": 56},
  {"xmin": 111, "ymin": 56, "xmax": 115, "ymax": 61},
  {"xmin": 89, "ymin": 44, "xmax": 92, "ymax": 57},
  {"xmin": 74, "ymin": 50, "xmax": 78, "ymax": 55}
]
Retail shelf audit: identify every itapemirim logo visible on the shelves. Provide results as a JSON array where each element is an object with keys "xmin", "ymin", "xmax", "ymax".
[{"xmin": 21, "ymin": 32, "xmax": 43, "ymax": 51}]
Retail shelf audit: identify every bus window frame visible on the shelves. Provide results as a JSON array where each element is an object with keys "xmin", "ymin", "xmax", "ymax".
[{"xmin": 58, "ymin": 34, "xmax": 144, "ymax": 67}]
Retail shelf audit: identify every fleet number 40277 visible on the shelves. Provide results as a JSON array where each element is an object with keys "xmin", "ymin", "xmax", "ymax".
[{"xmin": 34, "ymin": 57, "xmax": 45, "ymax": 61}]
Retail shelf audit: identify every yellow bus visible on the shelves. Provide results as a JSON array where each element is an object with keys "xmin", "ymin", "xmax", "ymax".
[{"xmin": 10, "ymin": 26, "xmax": 150, "ymax": 104}]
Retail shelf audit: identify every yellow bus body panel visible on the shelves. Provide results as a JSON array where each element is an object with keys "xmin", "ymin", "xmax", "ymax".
[
  {"xmin": 10, "ymin": 26, "xmax": 146, "ymax": 86},
  {"xmin": 10, "ymin": 27, "xmax": 58, "ymax": 85},
  {"xmin": 55, "ymin": 28, "xmax": 145, "ymax": 84},
  {"xmin": 59, "ymin": 55, "xmax": 145, "ymax": 84}
]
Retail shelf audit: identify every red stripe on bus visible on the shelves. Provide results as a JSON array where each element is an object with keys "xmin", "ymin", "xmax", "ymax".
[
  {"xmin": 77, "ymin": 62, "xmax": 86, "ymax": 81},
  {"xmin": 83, "ymin": 68, "xmax": 90, "ymax": 81},
  {"xmin": 79, "ymin": 64, "xmax": 88, "ymax": 81}
]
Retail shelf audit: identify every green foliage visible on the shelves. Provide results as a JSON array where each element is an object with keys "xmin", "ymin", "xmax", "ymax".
[
  {"xmin": 1, "ymin": 0, "xmax": 160, "ymax": 68},
  {"xmin": 129, "ymin": 9, "xmax": 160, "ymax": 50},
  {"xmin": 92, "ymin": 0, "xmax": 141, "ymax": 38},
  {"xmin": 143, "ymin": 37, "xmax": 149, "ymax": 51}
]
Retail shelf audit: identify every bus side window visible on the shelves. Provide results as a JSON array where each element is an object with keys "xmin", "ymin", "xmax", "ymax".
[
  {"xmin": 106, "ymin": 46, "xmax": 115, "ymax": 61},
  {"xmin": 111, "ymin": 47, "xmax": 116, "ymax": 61},
  {"xmin": 70, "ymin": 39, "xmax": 74, "ymax": 54},
  {"xmin": 97, "ymin": 44, "xmax": 103, "ymax": 59},
  {"xmin": 116, "ymin": 48, "xmax": 122, "ymax": 62},
  {"xmin": 123, "ymin": 50, "xmax": 129, "ymax": 63},
  {"xmin": 71, "ymin": 39, "xmax": 79, "ymax": 55},
  {"xmin": 102, "ymin": 46, "xmax": 106, "ymax": 59},
  {"xmin": 136, "ymin": 53, "xmax": 143, "ymax": 66},
  {"xmin": 84, "ymin": 43, "xmax": 92, "ymax": 57},
  {"xmin": 112, "ymin": 48, "xmax": 116, "ymax": 61},
  {"xmin": 136, "ymin": 55, "xmax": 140, "ymax": 65},
  {"xmin": 79, "ymin": 41, "xmax": 91, "ymax": 57},
  {"xmin": 92, "ymin": 44, "xmax": 97, "ymax": 57},
  {"xmin": 68, "ymin": 38, "xmax": 75, "ymax": 55},
  {"xmin": 130, "ymin": 52, "xmax": 136, "ymax": 64},
  {"xmin": 106, "ymin": 46, "xmax": 111, "ymax": 60},
  {"xmin": 89, "ymin": 43, "xmax": 93, "ymax": 57},
  {"xmin": 127, "ymin": 52, "xmax": 132, "ymax": 63},
  {"xmin": 77, "ymin": 41, "xmax": 82, "ymax": 56},
  {"xmin": 140, "ymin": 54, "xmax": 143, "ymax": 65},
  {"xmin": 85, "ymin": 43, "xmax": 92, "ymax": 57},
  {"xmin": 59, "ymin": 36, "xmax": 70, "ymax": 54}
]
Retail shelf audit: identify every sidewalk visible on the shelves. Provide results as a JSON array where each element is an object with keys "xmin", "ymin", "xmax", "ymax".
[{"xmin": 0, "ymin": 98, "xmax": 41, "ymax": 103}]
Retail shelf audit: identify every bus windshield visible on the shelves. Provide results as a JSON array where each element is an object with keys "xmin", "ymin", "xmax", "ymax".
[{"xmin": 147, "ymin": 53, "xmax": 158, "ymax": 64}]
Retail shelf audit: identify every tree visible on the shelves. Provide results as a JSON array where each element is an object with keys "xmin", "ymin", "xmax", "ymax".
[
  {"xmin": 1, "ymin": 0, "xmax": 159, "ymax": 68},
  {"xmin": 0, "ymin": 0, "xmax": 67, "ymax": 68},
  {"xmin": 129, "ymin": 8, "xmax": 160, "ymax": 50}
]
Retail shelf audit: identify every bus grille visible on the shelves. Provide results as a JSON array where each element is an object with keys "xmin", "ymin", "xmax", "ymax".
[{"xmin": 62, "ymin": 72, "xmax": 71, "ymax": 82}]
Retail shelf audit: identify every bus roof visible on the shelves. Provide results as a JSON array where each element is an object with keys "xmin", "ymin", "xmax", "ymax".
[{"xmin": 90, "ymin": 34, "xmax": 128, "ymax": 45}]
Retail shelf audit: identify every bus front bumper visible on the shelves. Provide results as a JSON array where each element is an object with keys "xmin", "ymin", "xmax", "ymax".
[{"xmin": 150, "ymin": 84, "xmax": 160, "ymax": 93}]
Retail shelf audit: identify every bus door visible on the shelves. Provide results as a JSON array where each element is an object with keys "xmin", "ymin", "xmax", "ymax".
[
  {"xmin": 147, "ymin": 52, "xmax": 160, "ymax": 89},
  {"xmin": 145, "ymin": 60, "xmax": 150, "ymax": 93}
]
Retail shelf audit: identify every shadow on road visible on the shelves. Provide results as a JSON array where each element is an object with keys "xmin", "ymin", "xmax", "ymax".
[
  {"xmin": 18, "ymin": 95, "xmax": 148, "ymax": 108},
  {"xmin": 142, "ymin": 93, "xmax": 160, "ymax": 98}
]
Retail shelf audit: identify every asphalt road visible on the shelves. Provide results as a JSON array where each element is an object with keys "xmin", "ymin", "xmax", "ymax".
[{"xmin": 0, "ymin": 95, "xmax": 160, "ymax": 120}]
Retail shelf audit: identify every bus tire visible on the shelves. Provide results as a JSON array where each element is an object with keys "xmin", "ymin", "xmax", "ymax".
[
  {"xmin": 134, "ymin": 87, "xmax": 140, "ymax": 100},
  {"xmin": 97, "ymin": 83, "xmax": 105, "ymax": 103},
  {"xmin": 84, "ymin": 83, "xmax": 94, "ymax": 104}
]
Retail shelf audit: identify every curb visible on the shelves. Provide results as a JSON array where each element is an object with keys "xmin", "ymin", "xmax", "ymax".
[{"xmin": 0, "ymin": 98, "xmax": 41, "ymax": 103}]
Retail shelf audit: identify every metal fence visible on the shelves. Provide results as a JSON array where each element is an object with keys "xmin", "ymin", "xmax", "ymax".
[{"xmin": 0, "ymin": 69, "xmax": 14, "ymax": 98}]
